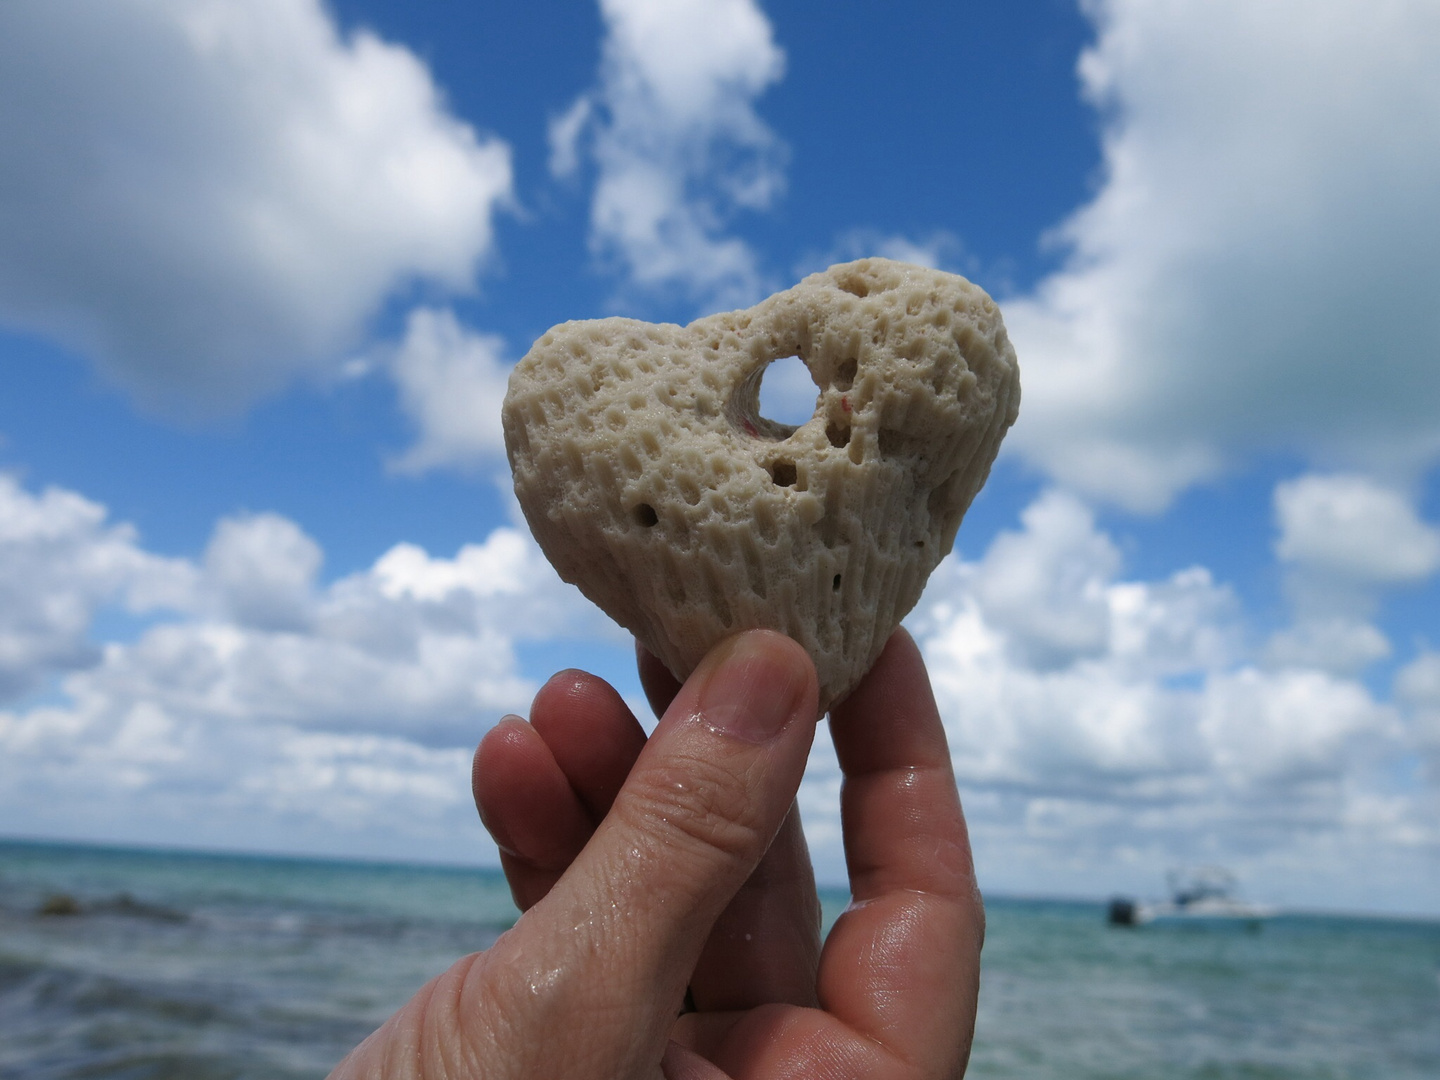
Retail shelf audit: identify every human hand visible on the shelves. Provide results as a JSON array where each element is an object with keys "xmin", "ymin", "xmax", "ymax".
[
  {"xmin": 475, "ymin": 627, "xmax": 986, "ymax": 1079},
  {"xmin": 331, "ymin": 628, "xmax": 983, "ymax": 1079}
]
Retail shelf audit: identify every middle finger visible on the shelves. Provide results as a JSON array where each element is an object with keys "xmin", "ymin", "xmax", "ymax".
[
  {"xmin": 686, "ymin": 799, "xmax": 822, "ymax": 1011},
  {"xmin": 646, "ymin": 639, "xmax": 823, "ymax": 1012}
]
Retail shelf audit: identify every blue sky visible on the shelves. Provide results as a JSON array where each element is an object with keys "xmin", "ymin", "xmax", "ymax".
[{"xmin": 2, "ymin": 0, "xmax": 1438, "ymax": 915}]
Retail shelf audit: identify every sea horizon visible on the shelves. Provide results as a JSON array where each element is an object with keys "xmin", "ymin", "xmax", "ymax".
[{"xmin": 4, "ymin": 832, "xmax": 1437, "ymax": 926}]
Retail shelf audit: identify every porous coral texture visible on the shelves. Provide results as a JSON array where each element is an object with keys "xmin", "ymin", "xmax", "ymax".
[{"xmin": 503, "ymin": 258, "xmax": 1020, "ymax": 713}]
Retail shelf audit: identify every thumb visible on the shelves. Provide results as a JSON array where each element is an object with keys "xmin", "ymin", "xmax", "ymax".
[
  {"xmin": 486, "ymin": 630, "xmax": 817, "ymax": 1076},
  {"xmin": 587, "ymin": 626, "xmax": 819, "ymax": 947}
]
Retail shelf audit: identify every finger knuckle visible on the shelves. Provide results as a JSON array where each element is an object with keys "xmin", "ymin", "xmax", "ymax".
[{"xmin": 622, "ymin": 754, "xmax": 767, "ymax": 867}]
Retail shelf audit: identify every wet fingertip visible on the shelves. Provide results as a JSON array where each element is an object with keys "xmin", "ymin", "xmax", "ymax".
[
  {"xmin": 534, "ymin": 669, "xmax": 634, "ymax": 733},
  {"xmin": 473, "ymin": 717, "xmax": 542, "ymax": 812},
  {"xmin": 493, "ymin": 713, "xmax": 531, "ymax": 734},
  {"xmin": 476, "ymin": 716, "xmax": 533, "ymax": 765},
  {"xmin": 535, "ymin": 668, "xmax": 595, "ymax": 704}
]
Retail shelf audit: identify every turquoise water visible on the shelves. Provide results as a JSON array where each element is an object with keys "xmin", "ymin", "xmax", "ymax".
[
  {"xmin": 2, "ymin": 839, "xmax": 1437, "ymax": 1078},
  {"xmin": 971, "ymin": 900, "xmax": 1440, "ymax": 1079}
]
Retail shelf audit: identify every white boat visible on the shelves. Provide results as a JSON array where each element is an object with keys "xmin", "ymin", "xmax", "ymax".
[{"xmin": 1108, "ymin": 867, "xmax": 1276, "ymax": 927}]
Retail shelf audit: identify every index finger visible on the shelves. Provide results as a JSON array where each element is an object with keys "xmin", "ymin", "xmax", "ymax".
[{"xmin": 816, "ymin": 628, "xmax": 984, "ymax": 1076}]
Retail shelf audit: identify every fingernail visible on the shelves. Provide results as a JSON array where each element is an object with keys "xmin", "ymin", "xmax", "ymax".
[{"xmin": 694, "ymin": 632, "xmax": 810, "ymax": 744}]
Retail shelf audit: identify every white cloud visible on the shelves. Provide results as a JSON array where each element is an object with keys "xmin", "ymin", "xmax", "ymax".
[
  {"xmin": 386, "ymin": 307, "xmax": 512, "ymax": 474},
  {"xmin": 796, "ymin": 485, "xmax": 1432, "ymax": 910},
  {"xmin": 1396, "ymin": 651, "xmax": 1440, "ymax": 752},
  {"xmin": 374, "ymin": 530, "xmax": 539, "ymax": 603},
  {"xmin": 1262, "ymin": 618, "xmax": 1391, "ymax": 677},
  {"xmin": 914, "ymin": 540, "xmax": 1241, "ymax": 798},
  {"xmin": 0, "ymin": 0, "xmax": 512, "ymax": 416},
  {"xmin": 966, "ymin": 490, "xmax": 1122, "ymax": 670},
  {"xmin": 548, "ymin": 95, "xmax": 594, "ymax": 180},
  {"xmin": 555, "ymin": 0, "xmax": 786, "ymax": 307},
  {"xmin": 204, "ymin": 512, "xmax": 322, "ymax": 631},
  {"xmin": 0, "ymin": 475, "xmax": 196, "ymax": 703},
  {"xmin": 237, "ymin": 731, "xmax": 473, "ymax": 828},
  {"xmin": 1274, "ymin": 473, "xmax": 1440, "ymax": 585},
  {"xmin": 1004, "ymin": 0, "xmax": 1440, "ymax": 510},
  {"xmin": 1198, "ymin": 668, "xmax": 1392, "ymax": 787},
  {"xmin": 1270, "ymin": 473, "xmax": 1440, "ymax": 627},
  {"xmin": 0, "ymin": 475, "xmax": 614, "ymax": 857},
  {"xmin": 2, "ymin": 471, "xmax": 1435, "ymax": 906}
]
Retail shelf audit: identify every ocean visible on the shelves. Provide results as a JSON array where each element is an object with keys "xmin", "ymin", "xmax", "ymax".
[{"xmin": 1, "ymin": 839, "xmax": 1437, "ymax": 1079}]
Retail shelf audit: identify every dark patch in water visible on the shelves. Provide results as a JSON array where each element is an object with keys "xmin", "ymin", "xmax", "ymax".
[
  {"xmin": 36, "ymin": 892, "xmax": 188, "ymax": 923},
  {"xmin": 38, "ymin": 893, "xmax": 80, "ymax": 917}
]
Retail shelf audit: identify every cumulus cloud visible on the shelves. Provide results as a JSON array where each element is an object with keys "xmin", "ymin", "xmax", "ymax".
[
  {"xmin": 1396, "ymin": 651, "xmax": 1440, "ymax": 754},
  {"xmin": 1262, "ymin": 617, "xmax": 1391, "ymax": 678},
  {"xmin": 910, "ymin": 493, "xmax": 1247, "ymax": 797},
  {"xmin": 966, "ymin": 491, "xmax": 1122, "ymax": 670},
  {"xmin": 1004, "ymin": 0, "xmax": 1440, "ymax": 510},
  {"xmin": 0, "ymin": 0, "xmax": 512, "ymax": 415},
  {"xmin": 2, "ymin": 471, "xmax": 1435, "ymax": 904},
  {"xmin": 0, "ymin": 475, "xmax": 195, "ymax": 703},
  {"xmin": 553, "ymin": 0, "xmax": 786, "ymax": 307},
  {"xmin": 386, "ymin": 307, "xmax": 512, "ymax": 474},
  {"xmin": 1198, "ymin": 669, "xmax": 1393, "ymax": 788},
  {"xmin": 1274, "ymin": 473, "xmax": 1440, "ymax": 585},
  {"xmin": 0, "ymin": 475, "xmax": 612, "ymax": 856},
  {"xmin": 1269, "ymin": 473, "xmax": 1440, "ymax": 635},
  {"xmin": 797, "ymin": 485, "xmax": 1432, "ymax": 908},
  {"xmin": 204, "ymin": 512, "xmax": 322, "ymax": 631}
]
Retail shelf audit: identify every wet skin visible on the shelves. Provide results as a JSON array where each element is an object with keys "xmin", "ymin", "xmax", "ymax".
[{"xmin": 330, "ymin": 628, "xmax": 983, "ymax": 1080}]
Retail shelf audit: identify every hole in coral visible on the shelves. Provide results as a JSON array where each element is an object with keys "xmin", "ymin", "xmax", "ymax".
[
  {"xmin": 634, "ymin": 503, "xmax": 658, "ymax": 527},
  {"xmin": 834, "ymin": 358, "xmax": 858, "ymax": 391},
  {"xmin": 757, "ymin": 354, "xmax": 819, "ymax": 427},
  {"xmin": 832, "ymin": 574, "xmax": 842, "ymax": 591},
  {"xmin": 838, "ymin": 274, "xmax": 870, "ymax": 297},
  {"xmin": 769, "ymin": 459, "xmax": 798, "ymax": 487},
  {"xmin": 826, "ymin": 422, "xmax": 850, "ymax": 448}
]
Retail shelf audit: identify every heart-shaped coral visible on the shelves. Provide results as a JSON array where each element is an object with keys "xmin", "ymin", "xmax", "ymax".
[{"xmin": 503, "ymin": 258, "xmax": 1020, "ymax": 713}]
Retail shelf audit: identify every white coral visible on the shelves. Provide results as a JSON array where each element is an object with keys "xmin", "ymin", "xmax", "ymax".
[{"xmin": 504, "ymin": 258, "xmax": 1021, "ymax": 713}]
